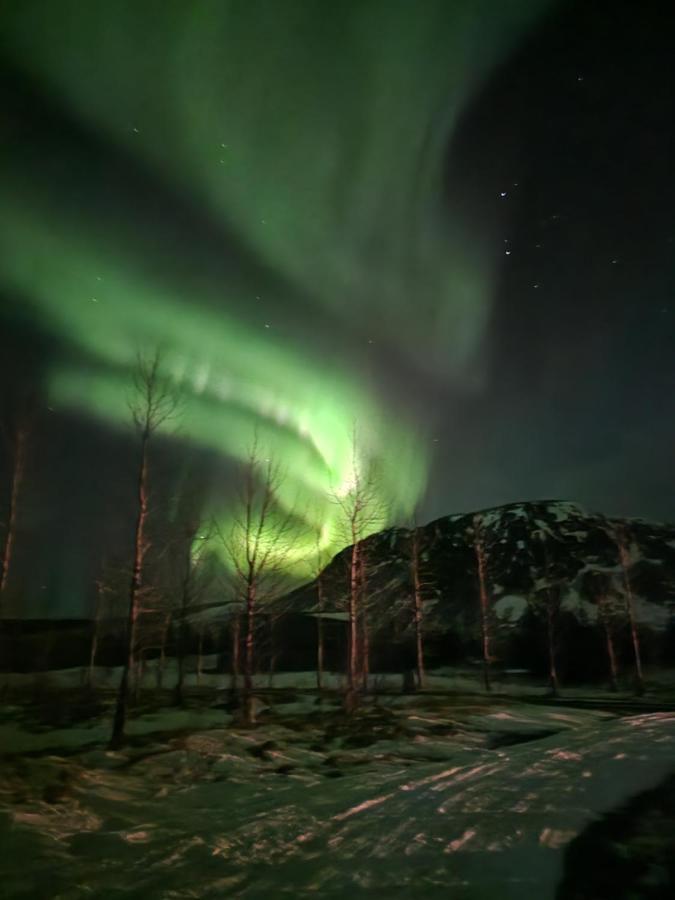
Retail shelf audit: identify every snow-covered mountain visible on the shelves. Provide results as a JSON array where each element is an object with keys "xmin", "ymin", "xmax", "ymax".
[{"xmin": 289, "ymin": 500, "xmax": 675, "ymax": 675}]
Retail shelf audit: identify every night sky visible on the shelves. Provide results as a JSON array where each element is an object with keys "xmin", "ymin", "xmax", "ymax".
[{"xmin": 1, "ymin": 0, "xmax": 674, "ymax": 617}]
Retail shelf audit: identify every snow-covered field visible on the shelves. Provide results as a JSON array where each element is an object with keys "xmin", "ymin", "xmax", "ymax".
[{"xmin": 1, "ymin": 678, "xmax": 675, "ymax": 898}]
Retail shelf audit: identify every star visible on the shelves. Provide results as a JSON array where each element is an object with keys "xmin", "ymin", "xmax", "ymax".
[{"xmin": 500, "ymin": 191, "xmax": 507, "ymax": 198}]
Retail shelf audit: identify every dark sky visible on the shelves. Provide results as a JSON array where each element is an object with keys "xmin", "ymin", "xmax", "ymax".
[
  {"xmin": 433, "ymin": 0, "xmax": 675, "ymax": 521},
  {"xmin": 1, "ymin": 0, "xmax": 674, "ymax": 616}
]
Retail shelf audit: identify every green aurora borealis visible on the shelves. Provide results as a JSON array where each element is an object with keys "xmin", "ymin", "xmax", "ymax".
[{"xmin": 0, "ymin": 1, "xmax": 551, "ymax": 575}]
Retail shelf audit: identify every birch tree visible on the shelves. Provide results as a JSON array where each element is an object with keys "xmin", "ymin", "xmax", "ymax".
[
  {"xmin": 307, "ymin": 532, "xmax": 330, "ymax": 691},
  {"xmin": 529, "ymin": 527, "xmax": 563, "ymax": 697},
  {"xmin": 472, "ymin": 514, "xmax": 492, "ymax": 692},
  {"xmin": 332, "ymin": 431, "xmax": 386, "ymax": 707},
  {"xmin": 614, "ymin": 524, "xmax": 645, "ymax": 695},
  {"xmin": 89, "ymin": 560, "xmax": 127, "ymax": 689},
  {"xmin": 220, "ymin": 441, "xmax": 293, "ymax": 723},
  {"xmin": 585, "ymin": 570, "xmax": 624, "ymax": 691},
  {"xmin": 170, "ymin": 520, "xmax": 213, "ymax": 706},
  {"xmin": 0, "ymin": 411, "xmax": 30, "ymax": 603},
  {"xmin": 110, "ymin": 351, "xmax": 179, "ymax": 747},
  {"xmin": 408, "ymin": 519, "xmax": 433, "ymax": 690}
]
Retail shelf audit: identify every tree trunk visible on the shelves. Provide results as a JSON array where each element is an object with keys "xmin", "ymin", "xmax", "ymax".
[
  {"xmin": 411, "ymin": 528, "xmax": 426, "ymax": 689},
  {"xmin": 316, "ymin": 576, "xmax": 325, "ymax": 691},
  {"xmin": 546, "ymin": 603, "xmax": 560, "ymax": 697},
  {"xmin": 359, "ymin": 551, "xmax": 369, "ymax": 692},
  {"xmin": 604, "ymin": 621, "xmax": 619, "ymax": 692},
  {"xmin": 197, "ymin": 625, "xmax": 204, "ymax": 685},
  {"xmin": 617, "ymin": 536, "xmax": 644, "ymax": 695},
  {"xmin": 361, "ymin": 604, "xmax": 370, "ymax": 693},
  {"xmin": 268, "ymin": 615, "xmax": 277, "ymax": 689},
  {"xmin": 111, "ymin": 435, "xmax": 149, "ymax": 747},
  {"xmin": 87, "ymin": 622, "xmax": 98, "ymax": 690},
  {"xmin": 244, "ymin": 587, "xmax": 255, "ymax": 693},
  {"xmin": 473, "ymin": 515, "xmax": 491, "ymax": 692},
  {"xmin": 157, "ymin": 616, "xmax": 169, "ymax": 691},
  {"xmin": 134, "ymin": 652, "xmax": 144, "ymax": 702},
  {"xmin": 347, "ymin": 542, "xmax": 359, "ymax": 697},
  {"xmin": 243, "ymin": 585, "xmax": 256, "ymax": 724},
  {"xmin": 173, "ymin": 610, "xmax": 186, "ymax": 706},
  {"xmin": 598, "ymin": 596, "xmax": 619, "ymax": 691},
  {"xmin": 231, "ymin": 614, "xmax": 241, "ymax": 693},
  {"xmin": 0, "ymin": 426, "xmax": 26, "ymax": 601},
  {"xmin": 175, "ymin": 633, "xmax": 185, "ymax": 705},
  {"xmin": 174, "ymin": 553, "xmax": 191, "ymax": 706}
]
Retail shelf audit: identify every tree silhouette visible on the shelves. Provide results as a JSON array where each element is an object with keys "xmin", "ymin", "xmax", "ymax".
[
  {"xmin": 614, "ymin": 523, "xmax": 645, "ymax": 695},
  {"xmin": 472, "ymin": 513, "xmax": 493, "ymax": 692},
  {"xmin": 331, "ymin": 429, "xmax": 386, "ymax": 708},
  {"xmin": 110, "ymin": 350, "xmax": 179, "ymax": 747},
  {"xmin": 219, "ymin": 439, "xmax": 294, "ymax": 723}
]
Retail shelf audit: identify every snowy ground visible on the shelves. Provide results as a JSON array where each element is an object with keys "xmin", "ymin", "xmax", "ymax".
[{"xmin": 1, "ymin": 674, "xmax": 675, "ymax": 898}]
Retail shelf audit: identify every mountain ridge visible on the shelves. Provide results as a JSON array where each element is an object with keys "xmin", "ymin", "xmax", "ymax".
[{"xmin": 284, "ymin": 498, "xmax": 675, "ymax": 680}]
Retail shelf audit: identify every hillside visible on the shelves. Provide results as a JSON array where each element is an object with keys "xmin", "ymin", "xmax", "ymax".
[{"xmin": 287, "ymin": 500, "xmax": 675, "ymax": 681}]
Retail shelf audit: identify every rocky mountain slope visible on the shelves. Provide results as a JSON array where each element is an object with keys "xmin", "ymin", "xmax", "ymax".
[{"xmin": 289, "ymin": 500, "xmax": 675, "ymax": 677}]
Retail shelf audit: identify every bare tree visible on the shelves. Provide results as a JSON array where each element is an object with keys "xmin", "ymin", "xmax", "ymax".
[
  {"xmin": 309, "ymin": 534, "xmax": 331, "ymax": 692},
  {"xmin": 265, "ymin": 597, "xmax": 286, "ymax": 689},
  {"xmin": 170, "ymin": 520, "xmax": 213, "ymax": 705},
  {"xmin": 614, "ymin": 524, "xmax": 644, "ymax": 695},
  {"xmin": 332, "ymin": 430, "xmax": 386, "ymax": 708},
  {"xmin": 542, "ymin": 581, "xmax": 562, "ymax": 697},
  {"xmin": 110, "ymin": 351, "xmax": 179, "ymax": 747},
  {"xmin": 585, "ymin": 570, "xmax": 622, "ymax": 692},
  {"xmin": 472, "ymin": 514, "xmax": 492, "ymax": 692},
  {"xmin": 196, "ymin": 621, "xmax": 206, "ymax": 685},
  {"xmin": 529, "ymin": 528, "xmax": 563, "ymax": 697},
  {"xmin": 358, "ymin": 550, "xmax": 371, "ymax": 691},
  {"xmin": 228, "ymin": 610, "xmax": 241, "ymax": 698},
  {"xmin": 219, "ymin": 440, "xmax": 294, "ymax": 723},
  {"xmin": 408, "ymin": 518, "xmax": 433, "ymax": 690},
  {"xmin": 598, "ymin": 592, "xmax": 620, "ymax": 693},
  {"xmin": 89, "ymin": 566, "xmax": 114, "ymax": 689},
  {"xmin": 88, "ymin": 578, "xmax": 105, "ymax": 689},
  {"xmin": 133, "ymin": 583, "xmax": 172, "ymax": 699},
  {"xmin": 86, "ymin": 559, "xmax": 129, "ymax": 690},
  {"xmin": 0, "ymin": 413, "xmax": 30, "ymax": 603}
]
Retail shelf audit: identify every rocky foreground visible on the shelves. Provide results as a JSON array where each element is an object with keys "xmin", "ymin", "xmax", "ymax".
[{"xmin": 1, "ymin": 690, "xmax": 675, "ymax": 898}]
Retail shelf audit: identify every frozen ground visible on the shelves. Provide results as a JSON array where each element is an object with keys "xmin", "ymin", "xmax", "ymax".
[{"xmin": 1, "ymin": 674, "xmax": 675, "ymax": 898}]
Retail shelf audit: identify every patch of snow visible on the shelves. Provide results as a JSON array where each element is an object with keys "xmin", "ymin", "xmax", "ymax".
[
  {"xmin": 494, "ymin": 595, "xmax": 528, "ymax": 623},
  {"xmin": 561, "ymin": 590, "xmax": 598, "ymax": 622},
  {"xmin": 633, "ymin": 596, "xmax": 670, "ymax": 628}
]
